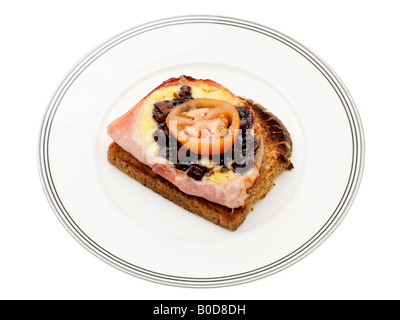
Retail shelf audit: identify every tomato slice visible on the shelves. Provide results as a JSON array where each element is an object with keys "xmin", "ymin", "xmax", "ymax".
[{"xmin": 166, "ymin": 98, "xmax": 240, "ymax": 155}]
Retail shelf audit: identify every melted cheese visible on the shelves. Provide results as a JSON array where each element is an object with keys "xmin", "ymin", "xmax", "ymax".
[{"xmin": 203, "ymin": 169, "xmax": 240, "ymax": 183}]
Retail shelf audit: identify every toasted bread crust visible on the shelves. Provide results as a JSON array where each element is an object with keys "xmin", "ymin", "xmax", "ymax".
[{"xmin": 107, "ymin": 100, "xmax": 293, "ymax": 231}]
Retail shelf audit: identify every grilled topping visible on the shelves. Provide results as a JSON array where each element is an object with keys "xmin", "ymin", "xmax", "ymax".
[{"xmin": 152, "ymin": 85, "xmax": 260, "ymax": 181}]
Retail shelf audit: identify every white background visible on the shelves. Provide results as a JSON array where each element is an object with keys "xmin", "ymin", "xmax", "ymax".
[{"xmin": 1, "ymin": 0, "xmax": 399, "ymax": 300}]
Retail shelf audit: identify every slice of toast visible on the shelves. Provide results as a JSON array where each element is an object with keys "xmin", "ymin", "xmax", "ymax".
[{"xmin": 107, "ymin": 98, "xmax": 293, "ymax": 231}]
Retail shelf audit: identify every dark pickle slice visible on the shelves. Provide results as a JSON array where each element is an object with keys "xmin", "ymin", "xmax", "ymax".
[
  {"xmin": 186, "ymin": 164, "xmax": 208, "ymax": 181},
  {"xmin": 152, "ymin": 111, "xmax": 167, "ymax": 123},
  {"xmin": 236, "ymin": 106, "xmax": 254, "ymax": 130},
  {"xmin": 179, "ymin": 85, "xmax": 192, "ymax": 99},
  {"xmin": 153, "ymin": 101, "xmax": 173, "ymax": 123},
  {"xmin": 154, "ymin": 101, "xmax": 174, "ymax": 114},
  {"xmin": 232, "ymin": 161, "xmax": 254, "ymax": 174}
]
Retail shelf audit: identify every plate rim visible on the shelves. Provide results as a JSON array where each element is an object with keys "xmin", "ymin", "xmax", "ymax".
[{"xmin": 37, "ymin": 14, "xmax": 365, "ymax": 288}]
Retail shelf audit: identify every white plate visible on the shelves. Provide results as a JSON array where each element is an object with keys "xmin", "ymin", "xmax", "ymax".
[{"xmin": 38, "ymin": 15, "xmax": 364, "ymax": 287}]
